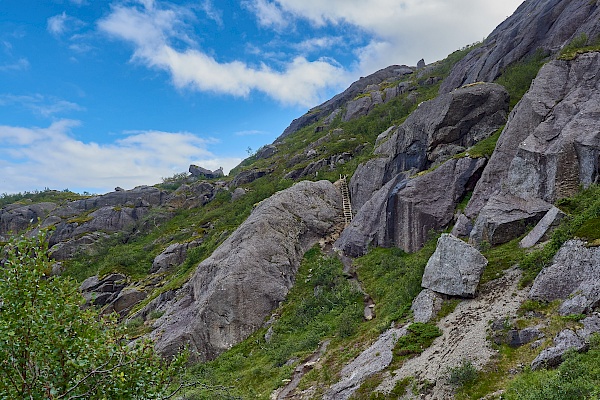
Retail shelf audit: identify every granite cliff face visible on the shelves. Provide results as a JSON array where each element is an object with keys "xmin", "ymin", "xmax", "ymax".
[{"xmin": 440, "ymin": 0, "xmax": 600, "ymax": 93}]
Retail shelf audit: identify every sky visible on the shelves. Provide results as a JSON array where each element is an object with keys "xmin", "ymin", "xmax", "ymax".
[{"xmin": 0, "ymin": 0, "xmax": 523, "ymax": 195}]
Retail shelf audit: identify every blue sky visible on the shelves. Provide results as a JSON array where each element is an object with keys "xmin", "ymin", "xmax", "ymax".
[{"xmin": 0, "ymin": 0, "xmax": 523, "ymax": 194}]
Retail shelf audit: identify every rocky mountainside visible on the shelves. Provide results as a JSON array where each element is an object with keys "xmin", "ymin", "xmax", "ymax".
[{"xmin": 1, "ymin": 0, "xmax": 600, "ymax": 398}]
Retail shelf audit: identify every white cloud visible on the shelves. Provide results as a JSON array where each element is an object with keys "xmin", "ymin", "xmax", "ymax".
[
  {"xmin": 0, "ymin": 94, "xmax": 84, "ymax": 117},
  {"xmin": 47, "ymin": 12, "xmax": 86, "ymax": 37},
  {"xmin": 294, "ymin": 36, "xmax": 343, "ymax": 53},
  {"xmin": 200, "ymin": 0, "xmax": 223, "ymax": 26},
  {"xmin": 98, "ymin": 1, "xmax": 346, "ymax": 107},
  {"xmin": 48, "ymin": 12, "xmax": 70, "ymax": 36},
  {"xmin": 242, "ymin": 0, "xmax": 288, "ymax": 30},
  {"xmin": 271, "ymin": 0, "xmax": 524, "ymax": 73},
  {"xmin": 0, "ymin": 121, "xmax": 241, "ymax": 194},
  {"xmin": 0, "ymin": 58, "xmax": 29, "ymax": 72},
  {"xmin": 235, "ymin": 129, "xmax": 268, "ymax": 136}
]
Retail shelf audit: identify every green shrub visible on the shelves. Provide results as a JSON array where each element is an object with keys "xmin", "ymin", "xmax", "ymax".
[
  {"xmin": 0, "ymin": 232, "xmax": 189, "ymax": 399},
  {"xmin": 394, "ymin": 323, "xmax": 442, "ymax": 361},
  {"xmin": 447, "ymin": 360, "xmax": 478, "ymax": 387},
  {"xmin": 504, "ymin": 334, "xmax": 600, "ymax": 400},
  {"xmin": 495, "ymin": 50, "xmax": 547, "ymax": 108}
]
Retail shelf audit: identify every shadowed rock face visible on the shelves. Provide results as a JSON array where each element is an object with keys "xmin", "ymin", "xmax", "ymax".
[
  {"xmin": 335, "ymin": 156, "xmax": 486, "ymax": 256},
  {"xmin": 466, "ymin": 52, "xmax": 600, "ymax": 225},
  {"xmin": 440, "ymin": 0, "xmax": 600, "ymax": 93},
  {"xmin": 151, "ymin": 180, "xmax": 343, "ymax": 361},
  {"xmin": 351, "ymin": 83, "xmax": 508, "ymax": 212}
]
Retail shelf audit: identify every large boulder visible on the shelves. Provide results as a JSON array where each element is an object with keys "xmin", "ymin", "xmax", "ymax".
[
  {"xmin": 466, "ymin": 52, "xmax": 600, "ymax": 219},
  {"xmin": 422, "ymin": 234, "xmax": 488, "ymax": 298},
  {"xmin": 470, "ymin": 194, "xmax": 553, "ymax": 246},
  {"xmin": 531, "ymin": 329, "xmax": 587, "ymax": 370},
  {"xmin": 150, "ymin": 239, "xmax": 203, "ymax": 274},
  {"xmin": 351, "ymin": 83, "xmax": 508, "ymax": 210},
  {"xmin": 441, "ymin": 0, "xmax": 600, "ymax": 93},
  {"xmin": 529, "ymin": 240, "xmax": 600, "ymax": 315},
  {"xmin": 151, "ymin": 180, "xmax": 343, "ymax": 361},
  {"xmin": 336, "ymin": 156, "xmax": 485, "ymax": 256}
]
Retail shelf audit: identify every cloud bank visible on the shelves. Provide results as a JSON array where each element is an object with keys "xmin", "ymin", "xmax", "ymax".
[
  {"xmin": 0, "ymin": 120, "xmax": 241, "ymax": 194},
  {"xmin": 98, "ymin": 1, "xmax": 346, "ymax": 107}
]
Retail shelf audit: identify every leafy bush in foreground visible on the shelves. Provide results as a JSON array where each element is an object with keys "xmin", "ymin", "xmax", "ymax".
[{"xmin": 0, "ymin": 232, "xmax": 187, "ymax": 399}]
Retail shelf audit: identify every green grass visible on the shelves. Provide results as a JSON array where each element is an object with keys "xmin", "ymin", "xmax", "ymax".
[
  {"xmin": 355, "ymin": 238, "xmax": 438, "ymax": 331},
  {"xmin": 558, "ymin": 33, "xmax": 600, "ymax": 61},
  {"xmin": 504, "ymin": 334, "xmax": 600, "ymax": 400},
  {"xmin": 393, "ymin": 323, "xmax": 442, "ymax": 363},
  {"xmin": 495, "ymin": 50, "xmax": 548, "ymax": 109},
  {"xmin": 0, "ymin": 188, "xmax": 91, "ymax": 208},
  {"xmin": 182, "ymin": 247, "xmax": 363, "ymax": 399}
]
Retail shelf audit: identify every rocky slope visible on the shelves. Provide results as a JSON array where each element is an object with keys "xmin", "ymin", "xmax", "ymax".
[{"xmin": 1, "ymin": 0, "xmax": 600, "ymax": 398}]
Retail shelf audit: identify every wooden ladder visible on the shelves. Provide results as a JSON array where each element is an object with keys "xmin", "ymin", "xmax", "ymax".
[{"xmin": 340, "ymin": 175, "xmax": 353, "ymax": 226}]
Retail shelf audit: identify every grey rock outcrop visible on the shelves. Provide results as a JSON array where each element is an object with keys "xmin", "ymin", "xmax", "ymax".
[
  {"xmin": 324, "ymin": 326, "xmax": 408, "ymax": 400},
  {"xmin": 351, "ymin": 83, "xmax": 508, "ymax": 210},
  {"xmin": 151, "ymin": 180, "xmax": 343, "ymax": 361},
  {"xmin": 441, "ymin": 0, "xmax": 600, "ymax": 93},
  {"xmin": 470, "ymin": 194, "xmax": 553, "ymax": 246},
  {"xmin": 466, "ymin": 52, "xmax": 600, "ymax": 219},
  {"xmin": 276, "ymin": 65, "xmax": 414, "ymax": 141},
  {"xmin": 411, "ymin": 289, "xmax": 444, "ymax": 323},
  {"xmin": 189, "ymin": 165, "xmax": 223, "ymax": 179},
  {"xmin": 336, "ymin": 156, "xmax": 485, "ymax": 256},
  {"xmin": 531, "ymin": 329, "xmax": 587, "ymax": 370},
  {"xmin": 529, "ymin": 240, "xmax": 600, "ymax": 315},
  {"xmin": 150, "ymin": 239, "xmax": 203, "ymax": 274},
  {"xmin": 0, "ymin": 202, "xmax": 57, "ymax": 235},
  {"xmin": 166, "ymin": 181, "xmax": 217, "ymax": 209},
  {"xmin": 519, "ymin": 206, "xmax": 565, "ymax": 248},
  {"xmin": 284, "ymin": 153, "xmax": 352, "ymax": 180},
  {"xmin": 422, "ymin": 234, "xmax": 488, "ymax": 297},
  {"xmin": 68, "ymin": 186, "xmax": 167, "ymax": 212},
  {"xmin": 254, "ymin": 144, "xmax": 277, "ymax": 160},
  {"xmin": 230, "ymin": 168, "xmax": 270, "ymax": 188}
]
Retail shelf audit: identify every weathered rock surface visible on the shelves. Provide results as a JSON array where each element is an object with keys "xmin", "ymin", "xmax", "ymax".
[
  {"xmin": 150, "ymin": 239, "xmax": 203, "ymax": 274},
  {"xmin": 441, "ymin": 0, "xmax": 600, "ymax": 93},
  {"xmin": 324, "ymin": 326, "xmax": 408, "ymax": 400},
  {"xmin": 411, "ymin": 289, "xmax": 444, "ymax": 323},
  {"xmin": 336, "ymin": 156, "xmax": 485, "ymax": 256},
  {"xmin": 422, "ymin": 234, "xmax": 488, "ymax": 298},
  {"xmin": 529, "ymin": 240, "xmax": 600, "ymax": 315},
  {"xmin": 229, "ymin": 168, "xmax": 270, "ymax": 188},
  {"xmin": 351, "ymin": 83, "xmax": 508, "ymax": 210},
  {"xmin": 151, "ymin": 180, "xmax": 343, "ymax": 361},
  {"xmin": 531, "ymin": 329, "xmax": 588, "ymax": 370},
  {"xmin": 519, "ymin": 206, "xmax": 565, "ymax": 248},
  {"xmin": 0, "ymin": 202, "xmax": 57, "ymax": 235},
  {"xmin": 276, "ymin": 65, "xmax": 414, "ymax": 141},
  {"xmin": 68, "ymin": 186, "xmax": 167, "ymax": 212},
  {"xmin": 493, "ymin": 326, "xmax": 545, "ymax": 347},
  {"xmin": 165, "ymin": 181, "xmax": 218, "ymax": 209},
  {"xmin": 284, "ymin": 153, "xmax": 352, "ymax": 180},
  {"xmin": 466, "ymin": 52, "xmax": 600, "ymax": 219},
  {"xmin": 451, "ymin": 213, "xmax": 473, "ymax": 238},
  {"xmin": 470, "ymin": 194, "xmax": 553, "ymax": 246},
  {"xmin": 189, "ymin": 165, "xmax": 224, "ymax": 179}
]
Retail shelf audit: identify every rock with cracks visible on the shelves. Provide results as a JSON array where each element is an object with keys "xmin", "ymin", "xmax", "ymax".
[
  {"xmin": 151, "ymin": 180, "xmax": 343, "ymax": 361},
  {"xmin": 422, "ymin": 234, "xmax": 488, "ymax": 298}
]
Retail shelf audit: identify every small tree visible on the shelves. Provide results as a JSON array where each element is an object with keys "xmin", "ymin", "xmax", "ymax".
[{"xmin": 0, "ymin": 232, "xmax": 186, "ymax": 399}]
